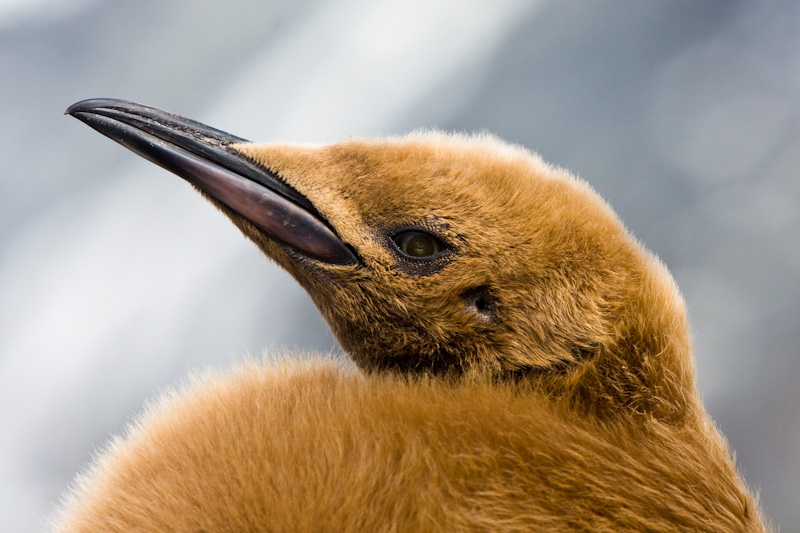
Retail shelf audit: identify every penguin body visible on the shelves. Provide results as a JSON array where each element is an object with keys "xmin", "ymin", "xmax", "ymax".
[
  {"xmin": 54, "ymin": 359, "xmax": 762, "ymax": 532},
  {"xmin": 53, "ymin": 100, "xmax": 768, "ymax": 531}
]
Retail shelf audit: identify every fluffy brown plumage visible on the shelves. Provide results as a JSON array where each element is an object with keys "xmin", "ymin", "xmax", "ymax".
[
  {"xmin": 53, "ymin": 101, "xmax": 768, "ymax": 531},
  {"xmin": 53, "ymin": 359, "xmax": 762, "ymax": 532}
]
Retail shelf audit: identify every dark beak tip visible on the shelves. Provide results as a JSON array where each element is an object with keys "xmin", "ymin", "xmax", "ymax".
[
  {"xmin": 65, "ymin": 98, "xmax": 101, "ymax": 116},
  {"xmin": 65, "ymin": 98, "xmax": 137, "ymax": 117}
]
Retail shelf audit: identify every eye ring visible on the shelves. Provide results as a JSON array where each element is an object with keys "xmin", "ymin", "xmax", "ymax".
[{"xmin": 391, "ymin": 229, "xmax": 449, "ymax": 260}]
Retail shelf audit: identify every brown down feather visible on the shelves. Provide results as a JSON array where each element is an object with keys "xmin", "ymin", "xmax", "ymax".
[{"xmin": 51, "ymin": 132, "xmax": 769, "ymax": 531}]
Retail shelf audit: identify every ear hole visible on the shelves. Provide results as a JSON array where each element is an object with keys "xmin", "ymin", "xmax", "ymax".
[
  {"xmin": 570, "ymin": 344, "xmax": 598, "ymax": 362},
  {"xmin": 462, "ymin": 286, "xmax": 496, "ymax": 323}
]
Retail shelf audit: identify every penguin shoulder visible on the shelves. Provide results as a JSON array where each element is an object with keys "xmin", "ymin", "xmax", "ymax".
[{"xmin": 51, "ymin": 356, "xmax": 765, "ymax": 532}]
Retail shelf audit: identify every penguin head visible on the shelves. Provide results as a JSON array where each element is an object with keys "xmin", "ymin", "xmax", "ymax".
[
  {"xmin": 233, "ymin": 137, "xmax": 629, "ymax": 370},
  {"xmin": 68, "ymin": 100, "xmax": 698, "ymax": 420},
  {"xmin": 235, "ymin": 135, "xmax": 697, "ymax": 421}
]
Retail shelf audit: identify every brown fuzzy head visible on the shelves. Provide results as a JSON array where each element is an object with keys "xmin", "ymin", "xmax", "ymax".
[
  {"xmin": 233, "ymin": 134, "xmax": 697, "ymax": 421},
  {"xmin": 66, "ymin": 101, "xmax": 698, "ymax": 421}
]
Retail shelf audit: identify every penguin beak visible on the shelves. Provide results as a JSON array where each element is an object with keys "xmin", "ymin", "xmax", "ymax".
[{"xmin": 66, "ymin": 98, "xmax": 358, "ymax": 266}]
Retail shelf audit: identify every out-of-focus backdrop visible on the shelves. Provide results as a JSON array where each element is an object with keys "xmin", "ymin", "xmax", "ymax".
[{"xmin": 1, "ymin": 0, "xmax": 797, "ymax": 530}]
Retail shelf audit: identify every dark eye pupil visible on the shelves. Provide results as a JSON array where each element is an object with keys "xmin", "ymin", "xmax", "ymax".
[{"xmin": 396, "ymin": 231, "xmax": 442, "ymax": 258}]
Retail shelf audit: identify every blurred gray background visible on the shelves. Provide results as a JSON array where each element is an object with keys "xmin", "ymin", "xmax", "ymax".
[{"xmin": 1, "ymin": 0, "xmax": 797, "ymax": 530}]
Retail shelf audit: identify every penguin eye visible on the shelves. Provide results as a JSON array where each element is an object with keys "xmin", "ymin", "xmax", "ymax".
[{"xmin": 392, "ymin": 230, "xmax": 447, "ymax": 259}]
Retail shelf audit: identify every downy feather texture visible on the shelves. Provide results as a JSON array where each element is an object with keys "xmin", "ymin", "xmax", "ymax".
[
  {"xmin": 53, "ymin": 124, "xmax": 769, "ymax": 531},
  {"xmin": 53, "ymin": 358, "xmax": 764, "ymax": 532}
]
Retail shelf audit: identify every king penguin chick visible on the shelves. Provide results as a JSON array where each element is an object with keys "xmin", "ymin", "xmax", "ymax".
[{"xmin": 53, "ymin": 99, "xmax": 768, "ymax": 532}]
